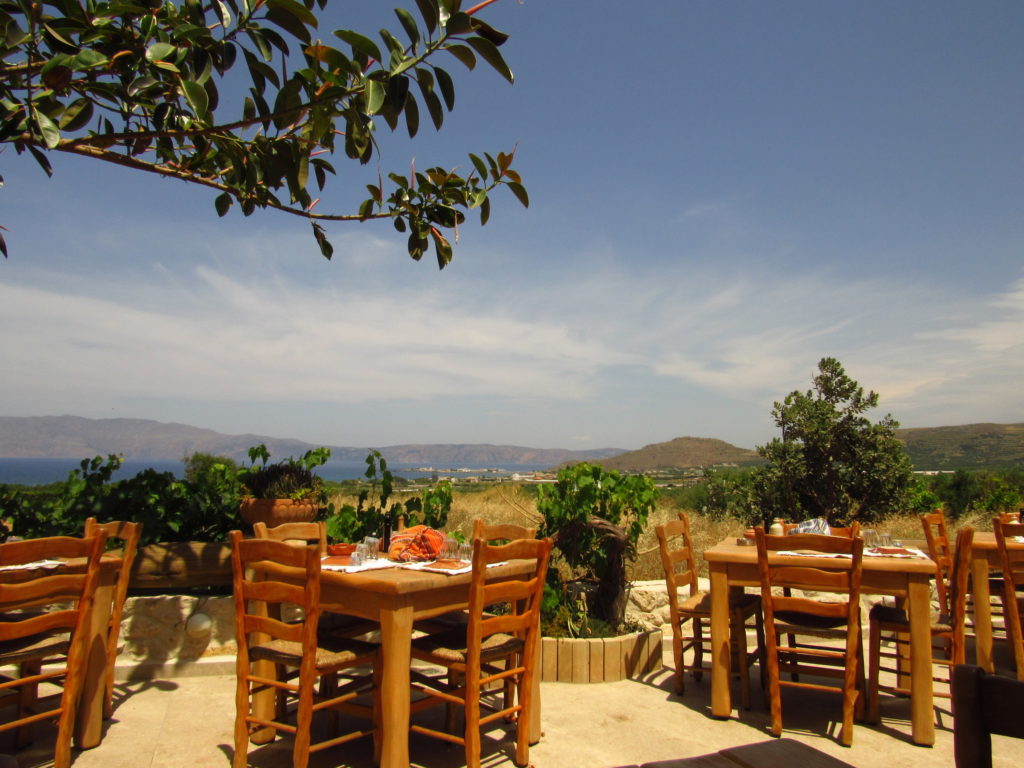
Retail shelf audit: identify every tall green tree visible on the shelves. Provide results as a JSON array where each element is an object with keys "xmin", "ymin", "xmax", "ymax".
[
  {"xmin": 0, "ymin": 0, "xmax": 527, "ymax": 261},
  {"xmin": 755, "ymin": 357, "xmax": 913, "ymax": 526}
]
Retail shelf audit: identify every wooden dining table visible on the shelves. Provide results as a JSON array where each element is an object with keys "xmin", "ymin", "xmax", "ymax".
[
  {"xmin": 0, "ymin": 553, "xmax": 121, "ymax": 750},
  {"xmin": 703, "ymin": 537, "xmax": 938, "ymax": 746},
  {"xmin": 251, "ymin": 558, "xmax": 542, "ymax": 768}
]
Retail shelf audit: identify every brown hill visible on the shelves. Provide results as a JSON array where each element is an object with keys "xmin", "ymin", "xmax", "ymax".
[{"xmin": 596, "ymin": 437, "xmax": 761, "ymax": 472}]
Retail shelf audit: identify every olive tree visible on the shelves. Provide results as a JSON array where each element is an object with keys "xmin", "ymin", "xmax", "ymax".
[
  {"xmin": 755, "ymin": 357, "xmax": 914, "ymax": 526},
  {"xmin": 0, "ymin": 0, "xmax": 526, "ymax": 261}
]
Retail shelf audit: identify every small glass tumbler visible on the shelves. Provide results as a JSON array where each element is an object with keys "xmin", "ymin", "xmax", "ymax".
[
  {"xmin": 862, "ymin": 529, "xmax": 878, "ymax": 549},
  {"xmin": 353, "ymin": 542, "xmax": 370, "ymax": 566},
  {"xmin": 458, "ymin": 542, "xmax": 473, "ymax": 563},
  {"xmin": 879, "ymin": 532, "xmax": 893, "ymax": 547},
  {"xmin": 440, "ymin": 537, "xmax": 458, "ymax": 562},
  {"xmin": 364, "ymin": 536, "xmax": 380, "ymax": 560}
]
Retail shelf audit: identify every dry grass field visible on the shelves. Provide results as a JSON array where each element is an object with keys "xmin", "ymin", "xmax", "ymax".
[{"xmin": 327, "ymin": 483, "xmax": 1000, "ymax": 580}]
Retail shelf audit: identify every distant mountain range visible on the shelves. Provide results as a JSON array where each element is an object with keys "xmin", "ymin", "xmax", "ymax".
[
  {"xmin": 591, "ymin": 423, "xmax": 1024, "ymax": 472},
  {"xmin": 0, "ymin": 416, "xmax": 623, "ymax": 467},
  {"xmin": 1, "ymin": 416, "xmax": 1021, "ymax": 471}
]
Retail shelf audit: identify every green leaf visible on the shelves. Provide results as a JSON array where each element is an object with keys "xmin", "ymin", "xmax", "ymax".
[
  {"xmin": 214, "ymin": 0, "xmax": 232, "ymax": 29},
  {"xmin": 265, "ymin": 1, "xmax": 313, "ymax": 44},
  {"xmin": 434, "ymin": 67, "xmax": 455, "ymax": 110},
  {"xmin": 73, "ymin": 49, "xmax": 108, "ymax": 69},
  {"xmin": 468, "ymin": 152, "xmax": 487, "ymax": 179},
  {"xmin": 33, "ymin": 111, "xmax": 61, "ymax": 148},
  {"xmin": 445, "ymin": 11, "xmax": 472, "ymax": 35},
  {"xmin": 267, "ymin": 0, "xmax": 318, "ymax": 25},
  {"xmin": 312, "ymin": 222, "xmax": 333, "ymax": 259},
  {"xmin": 215, "ymin": 192, "xmax": 233, "ymax": 217},
  {"xmin": 445, "ymin": 43, "xmax": 475, "ymax": 70},
  {"xmin": 479, "ymin": 196, "xmax": 490, "ymax": 225},
  {"xmin": 59, "ymin": 97, "xmax": 93, "ymax": 131},
  {"xmin": 403, "ymin": 91, "xmax": 419, "ymax": 138},
  {"xmin": 334, "ymin": 29, "xmax": 383, "ymax": 64},
  {"xmin": 467, "ymin": 36, "xmax": 512, "ymax": 83},
  {"xmin": 506, "ymin": 181, "xmax": 529, "ymax": 208},
  {"xmin": 365, "ymin": 78, "xmax": 385, "ymax": 113},
  {"xmin": 413, "ymin": 0, "xmax": 439, "ymax": 35},
  {"xmin": 146, "ymin": 42, "xmax": 177, "ymax": 62},
  {"xmin": 394, "ymin": 7, "xmax": 419, "ymax": 46},
  {"xmin": 26, "ymin": 144, "xmax": 53, "ymax": 176},
  {"xmin": 181, "ymin": 79, "xmax": 209, "ymax": 119}
]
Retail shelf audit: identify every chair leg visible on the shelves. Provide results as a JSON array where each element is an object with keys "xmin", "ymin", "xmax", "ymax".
[
  {"xmin": 292, "ymin": 675, "xmax": 314, "ymax": 768},
  {"xmin": 764, "ymin": 626, "xmax": 783, "ymax": 738},
  {"xmin": 755, "ymin": 608, "xmax": 767, "ymax": 691},
  {"xmin": 234, "ymin": 671, "xmax": 253, "ymax": 768},
  {"xmin": 16, "ymin": 660, "xmax": 40, "ymax": 749},
  {"xmin": 692, "ymin": 617, "xmax": 704, "ymax": 682},
  {"xmin": 672, "ymin": 623, "xmax": 685, "ymax": 695},
  {"xmin": 463, "ymin": 679, "xmax": 482, "ymax": 768},
  {"xmin": 867, "ymin": 620, "xmax": 882, "ymax": 724},
  {"xmin": 514, "ymin": 669, "xmax": 531, "ymax": 767}
]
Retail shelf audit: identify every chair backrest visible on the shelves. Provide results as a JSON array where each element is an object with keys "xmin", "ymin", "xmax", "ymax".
[
  {"xmin": 466, "ymin": 537, "xmax": 551, "ymax": 659},
  {"xmin": 252, "ymin": 520, "xmax": 327, "ymax": 556},
  {"xmin": 945, "ymin": 526, "xmax": 975, "ymax": 662},
  {"xmin": 993, "ymin": 517, "xmax": 1024, "ymax": 673},
  {"xmin": 230, "ymin": 530, "xmax": 320, "ymax": 663},
  {"xmin": 0, "ymin": 533, "xmax": 108, "ymax": 641},
  {"xmin": 921, "ymin": 510, "xmax": 953, "ymax": 606},
  {"xmin": 755, "ymin": 527, "xmax": 864, "ymax": 628},
  {"xmin": 84, "ymin": 517, "xmax": 142, "ymax": 613},
  {"xmin": 471, "ymin": 519, "xmax": 537, "ymax": 543},
  {"xmin": 655, "ymin": 513, "xmax": 700, "ymax": 613},
  {"xmin": 953, "ymin": 664, "xmax": 1024, "ymax": 767}
]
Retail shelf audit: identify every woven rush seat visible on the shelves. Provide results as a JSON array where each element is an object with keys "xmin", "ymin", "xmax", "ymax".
[
  {"xmin": 0, "ymin": 633, "xmax": 71, "ymax": 664},
  {"xmin": 868, "ymin": 602, "xmax": 954, "ymax": 634},
  {"xmin": 250, "ymin": 636, "xmax": 377, "ymax": 669},
  {"xmin": 412, "ymin": 629, "xmax": 523, "ymax": 665}
]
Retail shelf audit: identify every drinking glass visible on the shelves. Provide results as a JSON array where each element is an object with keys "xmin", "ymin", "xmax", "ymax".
[
  {"xmin": 879, "ymin": 532, "xmax": 893, "ymax": 547},
  {"xmin": 458, "ymin": 542, "xmax": 473, "ymax": 564},
  {"xmin": 363, "ymin": 536, "xmax": 380, "ymax": 560},
  {"xmin": 353, "ymin": 542, "xmax": 370, "ymax": 566},
  {"xmin": 862, "ymin": 529, "xmax": 878, "ymax": 549},
  {"xmin": 440, "ymin": 537, "xmax": 458, "ymax": 562}
]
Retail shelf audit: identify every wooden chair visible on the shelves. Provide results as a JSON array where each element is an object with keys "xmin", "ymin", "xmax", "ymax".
[
  {"xmin": 993, "ymin": 517, "xmax": 1024, "ymax": 680},
  {"xmin": 754, "ymin": 526, "xmax": 865, "ymax": 746},
  {"xmin": 230, "ymin": 530, "xmax": 378, "ymax": 768},
  {"xmin": 252, "ymin": 520, "xmax": 326, "ymax": 553},
  {"xmin": 252, "ymin": 521, "xmax": 377, "ymax": 641},
  {"xmin": 408, "ymin": 536, "xmax": 551, "ymax": 768},
  {"xmin": 655, "ymin": 512, "xmax": 763, "ymax": 707},
  {"xmin": 83, "ymin": 517, "xmax": 142, "ymax": 720},
  {"xmin": 867, "ymin": 525, "xmax": 974, "ymax": 721},
  {"xmin": 953, "ymin": 663, "xmax": 1024, "ymax": 767},
  {"xmin": 0, "ymin": 532, "xmax": 107, "ymax": 768}
]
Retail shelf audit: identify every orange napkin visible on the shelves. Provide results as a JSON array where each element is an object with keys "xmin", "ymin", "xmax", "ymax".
[{"xmin": 387, "ymin": 525, "xmax": 446, "ymax": 562}]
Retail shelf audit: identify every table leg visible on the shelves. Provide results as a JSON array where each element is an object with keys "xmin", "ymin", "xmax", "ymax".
[
  {"xmin": 709, "ymin": 562, "xmax": 732, "ymax": 718},
  {"xmin": 907, "ymin": 574, "xmax": 935, "ymax": 747},
  {"xmin": 971, "ymin": 551, "xmax": 995, "ymax": 673},
  {"xmin": 73, "ymin": 571, "xmax": 114, "ymax": 749},
  {"xmin": 379, "ymin": 598, "xmax": 414, "ymax": 768}
]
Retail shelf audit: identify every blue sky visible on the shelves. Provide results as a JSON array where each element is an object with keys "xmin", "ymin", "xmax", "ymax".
[{"xmin": 2, "ymin": 1, "xmax": 1022, "ymax": 452}]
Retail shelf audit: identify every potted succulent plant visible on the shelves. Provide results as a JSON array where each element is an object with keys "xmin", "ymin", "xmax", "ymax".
[{"xmin": 237, "ymin": 444, "xmax": 331, "ymax": 528}]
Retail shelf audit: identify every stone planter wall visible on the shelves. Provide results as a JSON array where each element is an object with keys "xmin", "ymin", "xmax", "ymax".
[{"xmin": 539, "ymin": 629, "xmax": 663, "ymax": 683}]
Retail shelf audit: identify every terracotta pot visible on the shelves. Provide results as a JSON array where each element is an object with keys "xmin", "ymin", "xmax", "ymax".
[{"xmin": 239, "ymin": 498, "xmax": 318, "ymax": 528}]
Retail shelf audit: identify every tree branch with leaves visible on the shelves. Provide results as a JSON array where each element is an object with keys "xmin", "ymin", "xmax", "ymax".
[{"xmin": 0, "ymin": 0, "xmax": 528, "ymax": 261}]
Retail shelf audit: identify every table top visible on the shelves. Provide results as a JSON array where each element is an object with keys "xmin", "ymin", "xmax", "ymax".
[{"xmin": 704, "ymin": 537, "xmax": 937, "ymax": 574}]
